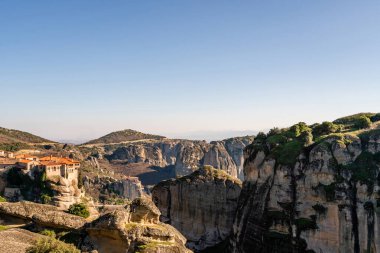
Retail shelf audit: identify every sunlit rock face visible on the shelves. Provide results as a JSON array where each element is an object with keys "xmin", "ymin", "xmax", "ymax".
[
  {"xmin": 84, "ymin": 197, "xmax": 192, "ymax": 253},
  {"xmin": 106, "ymin": 136, "xmax": 253, "ymax": 180},
  {"xmin": 229, "ymin": 129, "xmax": 380, "ymax": 253},
  {"xmin": 152, "ymin": 166, "xmax": 242, "ymax": 251}
]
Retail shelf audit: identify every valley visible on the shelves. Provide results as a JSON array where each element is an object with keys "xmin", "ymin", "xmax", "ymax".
[{"xmin": 1, "ymin": 113, "xmax": 380, "ymax": 253}]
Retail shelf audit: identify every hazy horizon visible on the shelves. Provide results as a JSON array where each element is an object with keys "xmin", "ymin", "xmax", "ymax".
[{"xmin": 1, "ymin": 1, "xmax": 379, "ymax": 141}]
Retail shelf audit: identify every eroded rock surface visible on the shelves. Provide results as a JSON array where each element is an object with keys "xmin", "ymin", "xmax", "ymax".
[
  {"xmin": 84, "ymin": 197, "xmax": 192, "ymax": 253},
  {"xmin": 0, "ymin": 228, "xmax": 43, "ymax": 253},
  {"xmin": 105, "ymin": 137, "xmax": 253, "ymax": 180},
  {"xmin": 230, "ymin": 128, "xmax": 380, "ymax": 253},
  {"xmin": 152, "ymin": 166, "xmax": 242, "ymax": 251},
  {"xmin": 0, "ymin": 201, "xmax": 86, "ymax": 230}
]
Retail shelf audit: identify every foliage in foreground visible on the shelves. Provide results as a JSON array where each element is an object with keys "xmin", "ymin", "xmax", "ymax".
[
  {"xmin": 0, "ymin": 225, "xmax": 8, "ymax": 231},
  {"xmin": 26, "ymin": 237, "xmax": 80, "ymax": 253}
]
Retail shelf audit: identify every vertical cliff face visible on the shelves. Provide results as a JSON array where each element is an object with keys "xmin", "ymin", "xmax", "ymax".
[
  {"xmin": 151, "ymin": 166, "xmax": 242, "ymax": 251},
  {"xmin": 230, "ymin": 119, "xmax": 380, "ymax": 253},
  {"xmin": 105, "ymin": 136, "xmax": 254, "ymax": 180},
  {"xmin": 83, "ymin": 175, "xmax": 144, "ymax": 203}
]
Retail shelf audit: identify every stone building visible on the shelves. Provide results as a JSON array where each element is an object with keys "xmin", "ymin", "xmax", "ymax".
[{"xmin": 15, "ymin": 155, "xmax": 80, "ymax": 181}]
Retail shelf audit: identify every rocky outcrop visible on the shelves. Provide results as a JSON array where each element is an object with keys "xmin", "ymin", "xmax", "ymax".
[
  {"xmin": 152, "ymin": 166, "xmax": 242, "ymax": 251},
  {"xmin": 46, "ymin": 176, "xmax": 82, "ymax": 210},
  {"xmin": 0, "ymin": 201, "xmax": 86, "ymax": 230},
  {"xmin": 229, "ymin": 127, "xmax": 380, "ymax": 253},
  {"xmin": 84, "ymin": 197, "xmax": 192, "ymax": 253},
  {"xmin": 0, "ymin": 228, "xmax": 43, "ymax": 253},
  {"xmin": 105, "ymin": 136, "xmax": 253, "ymax": 180},
  {"xmin": 83, "ymin": 175, "xmax": 144, "ymax": 203},
  {"xmin": 0, "ymin": 198, "xmax": 192, "ymax": 253}
]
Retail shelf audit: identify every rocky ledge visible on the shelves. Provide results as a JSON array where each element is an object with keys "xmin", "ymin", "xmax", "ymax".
[{"xmin": 0, "ymin": 201, "xmax": 86, "ymax": 230}]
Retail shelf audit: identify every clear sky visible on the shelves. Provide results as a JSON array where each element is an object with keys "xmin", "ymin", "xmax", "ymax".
[{"xmin": 0, "ymin": 1, "xmax": 379, "ymax": 142}]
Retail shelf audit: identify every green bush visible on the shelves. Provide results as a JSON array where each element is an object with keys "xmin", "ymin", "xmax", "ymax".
[
  {"xmin": 0, "ymin": 196, "xmax": 7, "ymax": 202},
  {"xmin": 312, "ymin": 121, "xmax": 341, "ymax": 136},
  {"xmin": 26, "ymin": 237, "xmax": 80, "ymax": 253},
  {"xmin": 39, "ymin": 229, "xmax": 56, "ymax": 238},
  {"xmin": 0, "ymin": 225, "xmax": 8, "ymax": 231},
  {"xmin": 67, "ymin": 203, "xmax": 90, "ymax": 218},
  {"xmin": 272, "ymin": 140, "xmax": 303, "ymax": 166},
  {"xmin": 0, "ymin": 142, "xmax": 31, "ymax": 152},
  {"xmin": 41, "ymin": 194, "xmax": 52, "ymax": 204},
  {"xmin": 355, "ymin": 116, "xmax": 372, "ymax": 129}
]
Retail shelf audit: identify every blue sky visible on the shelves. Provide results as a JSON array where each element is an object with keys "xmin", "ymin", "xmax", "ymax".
[{"xmin": 0, "ymin": 1, "xmax": 379, "ymax": 142}]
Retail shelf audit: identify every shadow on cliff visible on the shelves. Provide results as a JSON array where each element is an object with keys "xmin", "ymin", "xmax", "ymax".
[{"xmin": 136, "ymin": 165, "xmax": 176, "ymax": 185}]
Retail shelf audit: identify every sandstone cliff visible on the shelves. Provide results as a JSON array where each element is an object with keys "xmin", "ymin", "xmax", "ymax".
[
  {"xmin": 102, "ymin": 136, "xmax": 253, "ymax": 180},
  {"xmin": 230, "ymin": 114, "xmax": 380, "ymax": 253},
  {"xmin": 83, "ymin": 175, "xmax": 144, "ymax": 203},
  {"xmin": 152, "ymin": 166, "xmax": 242, "ymax": 251}
]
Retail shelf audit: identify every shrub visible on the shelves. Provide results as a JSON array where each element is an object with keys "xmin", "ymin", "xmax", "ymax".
[
  {"xmin": 355, "ymin": 116, "xmax": 372, "ymax": 129},
  {"xmin": 41, "ymin": 194, "xmax": 52, "ymax": 204},
  {"xmin": 267, "ymin": 127, "xmax": 282, "ymax": 136},
  {"xmin": 0, "ymin": 196, "xmax": 7, "ymax": 202},
  {"xmin": 39, "ymin": 229, "xmax": 56, "ymax": 238},
  {"xmin": 289, "ymin": 122, "xmax": 311, "ymax": 138},
  {"xmin": 67, "ymin": 203, "xmax": 90, "ymax": 218},
  {"xmin": 26, "ymin": 237, "xmax": 80, "ymax": 253},
  {"xmin": 0, "ymin": 225, "xmax": 8, "ymax": 231},
  {"xmin": 312, "ymin": 121, "xmax": 341, "ymax": 136},
  {"xmin": 255, "ymin": 132, "xmax": 267, "ymax": 142},
  {"xmin": 271, "ymin": 140, "xmax": 303, "ymax": 166}
]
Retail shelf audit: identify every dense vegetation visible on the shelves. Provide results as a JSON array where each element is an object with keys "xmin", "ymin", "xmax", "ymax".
[
  {"xmin": 67, "ymin": 203, "xmax": 90, "ymax": 218},
  {"xmin": 247, "ymin": 112, "xmax": 379, "ymax": 167},
  {"xmin": 0, "ymin": 127, "xmax": 52, "ymax": 144},
  {"xmin": 0, "ymin": 142, "xmax": 31, "ymax": 151}
]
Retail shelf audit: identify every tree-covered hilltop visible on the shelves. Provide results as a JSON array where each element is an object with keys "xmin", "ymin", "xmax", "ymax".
[
  {"xmin": 0, "ymin": 127, "xmax": 54, "ymax": 151},
  {"xmin": 247, "ymin": 112, "xmax": 380, "ymax": 167},
  {"xmin": 82, "ymin": 129, "xmax": 165, "ymax": 145}
]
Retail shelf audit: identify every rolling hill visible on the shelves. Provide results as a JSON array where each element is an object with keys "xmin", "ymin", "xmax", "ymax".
[
  {"xmin": 0, "ymin": 127, "xmax": 54, "ymax": 151},
  {"xmin": 82, "ymin": 129, "xmax": 166, "ymax": 145}
]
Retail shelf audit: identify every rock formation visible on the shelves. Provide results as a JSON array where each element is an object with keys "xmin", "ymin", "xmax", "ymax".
[
  {"xmin": 0, "ymin": 198, "xmax": 192, "ymax": 253},
  {"xmin": 103, "ymin": 136, "xmax": 253, "ymax": 180},
  {"xmin": 229, "ymin": 117, "xmax": 380, "ymax": 253},
  {"xmin": 83, "ymin": 175, "xmax": 144, "ymax": 203},
  {"xmin": 152, "ymin": 166, "xmax": 242, "ymax": 251},
  {"xmin": 0, "ymin": 201, "xmax": 86, "ymax": 230},
  {"xmin": 0, "ymin": 228, "xmax": 44, "ymax": 253},
  {"xmin": 84, "ymin": 197, "xmax": 192, "ymax": 253},
  {"xmin": 46, "ymin": 176, "xmax": 82, "ymax": 210}
]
